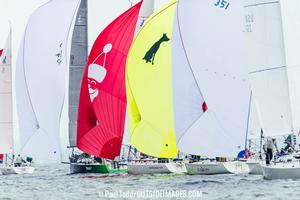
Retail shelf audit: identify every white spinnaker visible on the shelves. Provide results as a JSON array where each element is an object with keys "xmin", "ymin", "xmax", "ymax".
[
  {"xmin": 0, "ymin": 31, "xmax": 13, "ymax": 154},
  {"xmin": 173, "ymin": 0, "xmax": 251, "ymax": 157},
  {"xmin": 245, "ymin": 0, "xmax": 293, "ymax": 137},
  {"xmin": 16, "ymin": 0, "xmax": 81, "ymax": 161},
  {"xmin": 122, "ymin": 0, "xmax": 154, "ymax": 147}
]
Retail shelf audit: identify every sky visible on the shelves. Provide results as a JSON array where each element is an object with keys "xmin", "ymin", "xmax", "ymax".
[{"xmin": 0, "ymin": 0, "xmax": 169, "ymax": 161}]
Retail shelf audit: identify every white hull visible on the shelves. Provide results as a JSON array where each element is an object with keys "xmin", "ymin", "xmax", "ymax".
[
  {"xmin": 262, "ymin": 162, "xmax": 300, "ymax": 180},
  {"xmin": 247, "ymin": 162, "xmax": 263, "ymax": 175},
  {"xmin": 128, "ymin": 163, "xmax": 186, "ymax": 175},
  {"xmin": 0, "ymin": 166, "xmax": 35, "ymax": 175},
  {"xmin": 223, "ymin": 161, "xmax": 250, "ymax": 174},
  {"xmin": 186, "ymin": 161, "xmax": 249, "ymax": 175}
]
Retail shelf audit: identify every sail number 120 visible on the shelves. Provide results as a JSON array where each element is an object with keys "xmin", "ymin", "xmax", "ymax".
[{"xmin": 214, "ymin": 0, "xmax": 230, "ymax": 10}]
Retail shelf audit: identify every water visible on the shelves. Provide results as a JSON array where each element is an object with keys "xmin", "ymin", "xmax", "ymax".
[{"xmin": 0, "ymin": 164, "xmax": 300, "ymax": 200}]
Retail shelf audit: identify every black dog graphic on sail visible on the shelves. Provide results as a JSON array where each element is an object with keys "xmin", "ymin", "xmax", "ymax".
[{"xmin": 143, "ymin": 33, "xmax": 170, "ymax": 65}]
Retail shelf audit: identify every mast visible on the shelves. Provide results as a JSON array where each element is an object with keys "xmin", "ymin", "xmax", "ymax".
[{"xmin": 69, "ymin": 0, "xmax": 88, "ymax": 148}]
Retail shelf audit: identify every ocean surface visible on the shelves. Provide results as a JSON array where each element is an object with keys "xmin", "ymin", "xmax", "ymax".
[{"xmin": 0, "ymin": 164, "xmax": 300, "ymax": 200}]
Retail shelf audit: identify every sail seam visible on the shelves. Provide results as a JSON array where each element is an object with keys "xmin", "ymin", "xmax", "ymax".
[
  {"xmin": 249, "ymin": 65, "xmax": 286, "ymax": 74},
  {"xmin": 244, "ymin": 1, "xmax": 279, "ymax": 8}
]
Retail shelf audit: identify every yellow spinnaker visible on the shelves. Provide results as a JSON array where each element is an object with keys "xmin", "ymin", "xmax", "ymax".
[{"xmin": 126, "ymin": 0, "xmax": 178, "ymax": 158}]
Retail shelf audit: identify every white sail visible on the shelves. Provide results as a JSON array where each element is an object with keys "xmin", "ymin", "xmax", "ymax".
[
  {"xmin": 16, "ymin": 0, "xmax": 81, "ymax": 161},
  {"xmin": 280, "ymin": 1, "xmax": 300, "ymax": 133},
  {"xmin": 173, "ymin": 0, "xmax": 251, "ymax": 157},
  {"xmin": 0, "ymin": 30, "xmax": 13, "ymax": 153},
  {"xmin": 244, "ymin": 0, "xmax": 293, "ymax": 137},
  {"xmin": 248, "ymin": 95, "xmax": 263, "ymax": 139}
]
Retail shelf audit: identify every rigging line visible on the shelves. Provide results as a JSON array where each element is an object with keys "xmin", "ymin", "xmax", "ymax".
[{"xmin": 176, "ymin": 0, "xmax": 205, "ymax": 100}]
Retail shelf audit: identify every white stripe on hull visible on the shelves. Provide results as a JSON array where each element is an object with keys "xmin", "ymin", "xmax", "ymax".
[
  {"xmin": 186, "ymin": 161, "xmax": 249, "ymax": 175},
  {"xmin": 186, "ymin": 162, "xmax": 231, "ymax": 175},
  {"xmin": 128, "ymin": 163, "xmax": 186, "ymax": 175}
]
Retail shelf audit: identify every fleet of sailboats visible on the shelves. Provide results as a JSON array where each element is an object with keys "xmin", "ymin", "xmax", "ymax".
[{"xmin": 0, "ymin": 0, "xmax": 300, "ymax": 179}]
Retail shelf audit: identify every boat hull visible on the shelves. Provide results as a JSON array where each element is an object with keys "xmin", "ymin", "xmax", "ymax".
[
  {"xmin": 247, "ymin": 162, "xmax": 263, "ymax": 175},
  {"xmin": 186, "ymin": 162, "xmax": 230, "ymax": 175},
  {"xmin": 0, "ymin": 166, "xmax": 35, "ymax": 175},
  {"xmin": 186, "ymin": 161, "xmax": 249, "ymax": 175},
  {"xmin": 262, "ymin": 162, "xmax": 300, "ymax": 180},
  {"xmin": 128, "ymin": 163, "xmax": 186, "ymax": 175},
  {"xmin": 70, "ymin": 163, "xmax": 127, "ymax": 174},
  {"xmin": 223, "ymin": 161, "xmax": 249, "ymax": 174}
]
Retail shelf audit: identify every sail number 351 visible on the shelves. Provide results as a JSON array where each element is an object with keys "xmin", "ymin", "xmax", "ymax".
[{"xmin": 214, "ymin": 0, "xmax": 230, "ymax": 10}]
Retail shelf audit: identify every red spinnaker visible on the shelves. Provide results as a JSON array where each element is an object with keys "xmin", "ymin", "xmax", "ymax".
[
  {"xmin": 77, "ymin": 1, "xmax": 142, "ymax": 160},
  {"xmin": 0, "ymin": 49, "xmax": 3, "ymax": 57}
]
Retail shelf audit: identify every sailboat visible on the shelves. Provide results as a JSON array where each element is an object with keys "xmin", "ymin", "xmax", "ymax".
[
  {"xmin": 72, "ymin": 1, "xmax": 142, "ymax": 174},
  {"xmin": 120, "ymin": 0, "xmax": 155, "ymax": 161},
  {"xmin": 171, "ymin": 0, "xmax": 251, "ymax": 175},
  {"xmin": 0, "ymin": 27, "xmax": 34, "ymax": 175},
  {"xmin": 245, "ymin": 0, "xmax": 300, "ymax": 180},
  {"xmin": 15, "ymin": 0, "xmax": 81, "ymax": 162},
  {"xmin": 126, "ymin": 0, "xmax": 186, "ymax": 175}
]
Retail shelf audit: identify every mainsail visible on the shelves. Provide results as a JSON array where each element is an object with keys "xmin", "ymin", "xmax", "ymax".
[
  {"xmin": 248, "ymin": 96, "xmax": 264, "ymax": 139},
  {"xmin": 16, "ymin": 0, "xmax": 81, "ymax": 160},
  {"xmin": 280, "ymin": 1, "xmax": 300, "ymax": 132},
  {"xmin": 245, "ymin": 0, "xmax": 293, "ymax": 137},
  {"xmin": 69, "ymin": 0, "xmax": 88, "ymax": 147},
  {"xmin": 173, "ymin": 0, "xmax": 251, "ymax": 157},
  {"xmin": 0, "ymin": 30, "xmax": 13, "ymax": 153},
  {"xmin": 126, "ymin": 0, "xmax": 178, "ymax": 158},
  {"xmin": 77, "ymin": 1, "xmax": 142, "ymax": 160}
]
